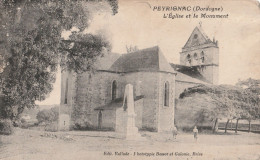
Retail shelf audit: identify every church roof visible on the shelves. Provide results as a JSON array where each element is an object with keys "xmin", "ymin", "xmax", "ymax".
[
  {"xmin": 94, "ymin": 95, "xmax": 144, "ymax": 110},
  {"xmin": 175, "ymin": 71, "xmax": 208, "ymax": 84},
  {"xmin": 183, "ymin": 25, "xmax": 213, "ymax": 49},
  {"xmin": 109, "ymin": 46, "xmax": 176, "ymax": 74},
  {"xmin": 94, "ymin": 53, "xmax": 121, "ymax": 70},
  {"xmin": 171, "ymin": 63, "xmax": 209, "ymax": 84}
]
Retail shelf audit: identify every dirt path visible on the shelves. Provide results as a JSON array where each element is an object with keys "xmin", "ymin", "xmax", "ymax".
[{"xmin": 0, "ymin": 128, "xmax": 260, "ymax": 160}]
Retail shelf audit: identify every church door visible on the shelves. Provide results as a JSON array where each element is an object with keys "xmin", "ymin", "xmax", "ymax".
[{"xmin": 98, "ymin": 110, "xmax": 102, "ymax": 129}]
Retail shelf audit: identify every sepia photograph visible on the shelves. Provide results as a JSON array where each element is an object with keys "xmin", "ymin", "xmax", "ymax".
[{"xmin": 0, "ymin": 0, "xmax": 260, "ymax": 159}]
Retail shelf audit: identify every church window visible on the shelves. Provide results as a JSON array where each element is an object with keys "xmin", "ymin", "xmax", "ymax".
[
  {"xmin": 112, "ymin": 80, "xmax": 117, "ymax": 100},
  {"xmin": 193, "ymin": 53, "xmax": 198, "ymax": 65},
  {"xmin": 186, "ymin": 54, "xmax": 191, "ymax": 65},
  {"xmin": 194, "ymin": 53, "xmax": 198, "ymax": 59},
  {"xmin": 200, "ymin": 51, "xmax": 205, "ymax": 63},
  {"xmin": 64, "ymin": 78, "xmax": 68, "ymax": 104},
  {"xmin": 164, "ymin": 81, "xmax": 170, "ymax": 107}
]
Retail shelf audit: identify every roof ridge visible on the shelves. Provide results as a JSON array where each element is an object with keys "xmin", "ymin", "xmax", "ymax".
[
  {"xmin": 109, "ymin": 46, "xmax": 175, "ymax": 73},
  {"xmin": 176, "ymin": 71, "xmax": 208, "ymax": 84}
]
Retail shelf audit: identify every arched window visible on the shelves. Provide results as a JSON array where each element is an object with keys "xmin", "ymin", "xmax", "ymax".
[
  {"xmin": 164, "ymin": 81, "xmax": 169, "ymax": 107},
  {"xmin": 186, "ymin": 54, "xmax": 191, "ymax": 66},
  {"xmin": 194, "ymin": 53, "xmax": 198, "ymax": 59},
  {"xmin": 112, "ymin": 80, "xmax": 117, "ymax": 100},
  {"xmin": 193, "ymin": 53, "xmax": 198, "ymax": 65},
  {"xmin": 200, "ymin": 51, "xmax": 205, "ymax": 63}
]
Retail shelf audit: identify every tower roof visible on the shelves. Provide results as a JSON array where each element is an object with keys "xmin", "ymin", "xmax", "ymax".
[
  {"xmin": 183, "ymin": 25, "xmax": 213, "ymax": 49},
  {"xmin": 109, "ymin": 46, "xmax": 176, "ymax": 73}
]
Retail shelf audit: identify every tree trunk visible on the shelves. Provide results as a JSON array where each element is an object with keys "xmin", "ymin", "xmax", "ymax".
[
  {"xmin": 235, "ymin": 119, "xmax": 239, "ymax": 133},
  {"xmin": 248, "ymin": 120, "xmax": 251, "ymax": 133},
  {"xmin": 225, "ymin": 119, "xmax": 230, "ymax": 133},
  {"xmin": 213, "ymin": 118, "xmax": 219, "ymax": 133}
]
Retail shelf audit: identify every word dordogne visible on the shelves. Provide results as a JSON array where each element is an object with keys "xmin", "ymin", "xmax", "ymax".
[{"xmin": 153, "ymin": 6, "xmax": 222, "ymax": 12}]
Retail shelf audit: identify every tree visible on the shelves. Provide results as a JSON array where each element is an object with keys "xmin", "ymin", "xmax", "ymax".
[
  {"xmin": 36, "ymin": 106, "xmax": 59, "ymax": 124},
  {"xmin": 236, "ymin": 78, "xmax": 260, "ymax": 132},
  {"xmin": 178, "ymin": 84, "xmax": 260, "ymax": 133},
  {"xmin": 236, "ymin": 78, "xmax": 260, "ymax": 95},
  {"xmin": 0, "ymin": 0, "xmax": 118, "ymax": 120}
]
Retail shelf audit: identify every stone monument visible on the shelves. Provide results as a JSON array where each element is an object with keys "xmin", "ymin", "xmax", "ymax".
[{"xmin": 122, "ymin": 84, "xmax": 142, "ymax": 140}]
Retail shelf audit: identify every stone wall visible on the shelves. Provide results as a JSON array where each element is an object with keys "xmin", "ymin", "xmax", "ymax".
[
  {"xmin": 135, "ymin": 72, "xmax": 160, "ymax": 131},
  {"xmin": 100, "ymin": 109, "xmax": 116, "ymax": 130},
  {"xmin": 59, "ymin": 114, "xmax": 70, "ymax": 131},
  {"xmin": 73, "ymin": 71, "xmax": 121, "ymax": 127},
  {"xmin": 63, "ymin": 69, "xmax": 176, "ymax": 132},
  {"xmin": 157, "ymin": 72, "xmax": 175, "ymax": 132},
  {"xmin": 180, "ymin": 45, "xmax": 219, "ymax": 84},
  {"xmin": 180, "ymin": 45, "xmax": 219, "ymax": 66},
  {"xmin": 60, "ymin": 71, "xmax": 76, "ymax": 106}
]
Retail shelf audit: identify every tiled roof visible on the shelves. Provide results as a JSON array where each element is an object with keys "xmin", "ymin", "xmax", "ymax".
[
  {"xmin": 109, "ymin": 46, "xmax": 175, "ymax": 73},
  {"xmin": 94, "ymin": 53, "xmax": 121, "ymax": 70},
  {"xmin": 171, "ymin": 63, "xmax": 210, "ymax": 84},
  {"xmin": 94, "ymin": 95, "xmax": 144, "ymax": 110},
  {"xmin": 175, "ymin": 71, "xmax": 208, "ymax": 84}
]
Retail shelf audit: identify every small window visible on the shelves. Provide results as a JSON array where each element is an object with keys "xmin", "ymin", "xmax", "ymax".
[
  {"xmin": 200, "ymin": 51, "xmax": 205, "ymax": 63},
  {"xmin": 194, "ymin": 53, "xmax": 198, "ymax": 59},
  {"xmin": 164, "ymin": 81, "xmax": 169, "ymax": 107},
  {"xmin": 64, "ymin": 78, "xmax": 68, "ymax": 104},
  {"xmin": 112, "ymin": 80, "xmax": 117, "ymax": 100},
  {"xmin": 193, "ymin": 53, "xmax": 198, "ymax": 65},
  {"xmin": 186, "ymin": 54, "xmax": 191, "ymax": 65},
  {"xmin": 194, "ymin": 34, "xmax": 198, "ymax": 39}
]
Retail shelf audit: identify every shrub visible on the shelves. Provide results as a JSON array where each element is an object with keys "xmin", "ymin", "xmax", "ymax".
[
  {"xmin": 36, "ymin": 107, "xmax": 59, "ymax": 124},
  {"xmin": 44, "ymin": 122, "xmax": 58, "ymax": 132},
  {"xmin": 73, "ymin": 118, "xmax": 93, "ymax": 130},
  {"xmin": 0, "ymin": 119, "xmax": 14, "ymax": 135}
]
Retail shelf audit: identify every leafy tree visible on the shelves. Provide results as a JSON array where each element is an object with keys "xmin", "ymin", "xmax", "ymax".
[
  {"xmin": 178, "ymin": 84, "xmax": 260, "ymax": 133},
  {"xmin": 36, "ymin": 106, "xmax": 59, "ymax": 124},
  {"xmin": 236, "ymin": 78, "xmax": 260, "ymax": 132},
  {"xmin": 0, "ymin": 0, "xmax": 118, "ymax": 120},
  {"xmin": 236, "ymin": 78, "xmax": 260, "ymax": 95}
]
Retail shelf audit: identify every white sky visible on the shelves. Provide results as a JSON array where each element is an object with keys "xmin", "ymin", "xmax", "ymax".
[{"xmin": 37, "ymin": 0, "xmax": 260, "ymax": 105}]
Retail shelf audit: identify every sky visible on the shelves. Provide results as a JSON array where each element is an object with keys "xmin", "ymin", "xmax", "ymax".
[{"xmin": 36, "ymin": 0, "xmax": 260, "ymax": 105}]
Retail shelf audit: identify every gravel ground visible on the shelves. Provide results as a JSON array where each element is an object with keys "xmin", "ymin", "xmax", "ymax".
[{"xmin": 0, "ymin": 128, "xmax": 260, "ymax": 160}]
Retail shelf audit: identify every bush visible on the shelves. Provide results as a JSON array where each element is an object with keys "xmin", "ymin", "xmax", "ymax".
[
  {"xmin": 0, "ymin": 119, "xmax": 14, "ymax": 135},
  {"xmin": 36, "ymin": 107, "xmax": 59, "ymax": 124},
  {"xmin": 73, "ymin": 118, "xmax": 93, "ymax": 130},
  {"xmin": 45, "ymin": 122, "xmax": 58, "ymax": 132}
]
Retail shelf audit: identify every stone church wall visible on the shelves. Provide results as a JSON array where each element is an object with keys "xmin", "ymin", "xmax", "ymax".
[
  {"xmin": 157, "ymin": 72, "xmax": 175, "ymax": 132},
  {"xmin": 73, "ymin": 71, "xmax": 122, "ymax": 127},
  {"xmin": 135, "ymin": 72, "xmax": 160, "ymax": 131},
  {"xmin": 62, "ymin": 70, "xmax": 175, "ymax": 132},
  {"xmin": 180, "ymin": 46, "xmax": 219, "ymax": 85},
  {"xmin": 60, "ymin": 71, "xmax": 76, "ymax": 106},
  {"xmin": 100, "ymin": 109, "xmax": 116, "ymax": 130}
]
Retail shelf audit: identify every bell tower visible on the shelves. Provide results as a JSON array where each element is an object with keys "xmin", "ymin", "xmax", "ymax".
[{"xmin": 180, "ymin": 24, "xmax": 219, "ymax": 84}]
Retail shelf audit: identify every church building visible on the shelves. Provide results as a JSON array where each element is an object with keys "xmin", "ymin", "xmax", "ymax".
[{"xmin": 59, "ymin": 25, "xmax": 219, "ymax": 132}]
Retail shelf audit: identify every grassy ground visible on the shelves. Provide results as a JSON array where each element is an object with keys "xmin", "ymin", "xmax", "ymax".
[{"xmin": 0, "ymin": 128, "xmax": 260, "ymax": 160}]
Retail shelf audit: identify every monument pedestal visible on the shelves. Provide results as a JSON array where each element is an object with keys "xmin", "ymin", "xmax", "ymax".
[
  {"xmin": 120, "ymin": 84, "xmax": 146, "ymax": 141},
  {"xmin": 125, "ymin": 114, "xmax": 143, "ymax": 140}
]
